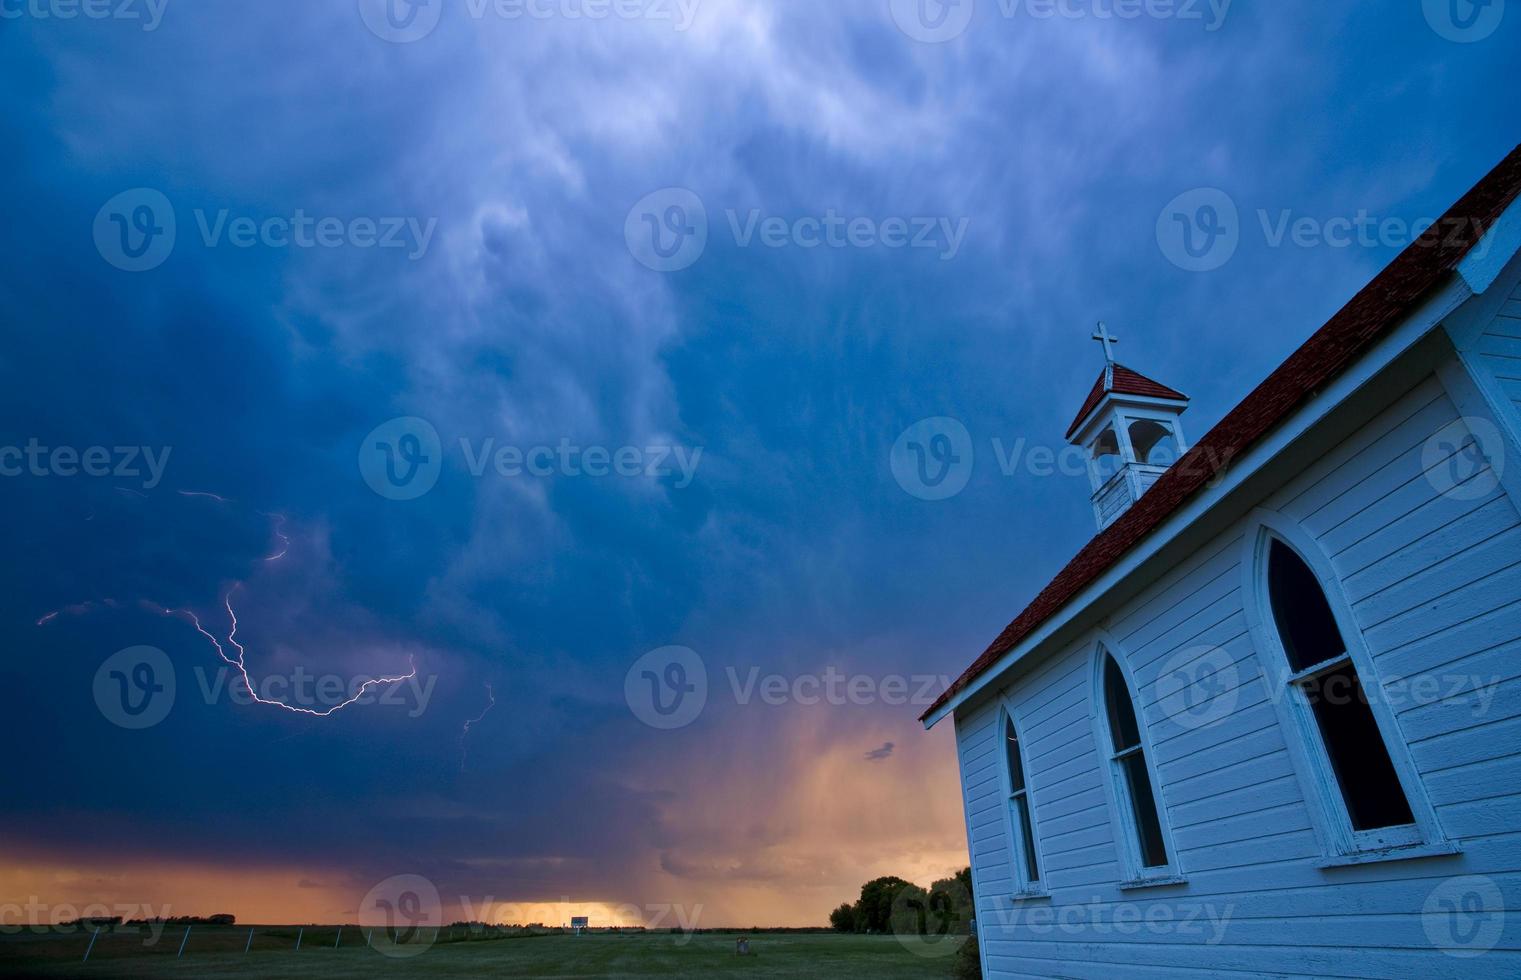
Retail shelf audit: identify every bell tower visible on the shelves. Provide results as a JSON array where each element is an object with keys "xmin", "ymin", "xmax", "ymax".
[{"xmin": 1066, "ymin": 323, "xmax": 1191, "ymax": 532}]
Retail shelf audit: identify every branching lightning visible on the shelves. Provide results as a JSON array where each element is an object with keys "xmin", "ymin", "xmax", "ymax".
[
  {"xmin": 460, "ymin": 682, "xmax": 495, "ymax": 771},
  {"xmin": 167, "ymin": 585, "xmax": 417, "ymax": 718},
  {"xmin": 38, "ymin": 492, "xmax": 418, "ymax": 721}
]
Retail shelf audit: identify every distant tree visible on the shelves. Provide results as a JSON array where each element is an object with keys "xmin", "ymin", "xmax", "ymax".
[
  {"xmin": 887, "ymin": 883, "xmax": 931, "ymax": 937},
  {"xmin": 854, "ymin": 876, "xmax": 913, "ymax": 934},
  {"xmin": 828, "ymin": 903, "xmax": 856, "ymax": 934},
  {"xmin": 928, "ymin": 870, "xmax": 973, "ymax": 936}
]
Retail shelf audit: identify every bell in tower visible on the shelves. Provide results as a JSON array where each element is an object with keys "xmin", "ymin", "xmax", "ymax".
[{"xmin": 1065, "ymin": 323, "xmax": 1191, "ymax": 532}]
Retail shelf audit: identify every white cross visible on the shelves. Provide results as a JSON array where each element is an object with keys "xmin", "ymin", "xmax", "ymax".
[{"xmin": 1092, "ymin": 321, "xmax": 1120, "ymax": 364}]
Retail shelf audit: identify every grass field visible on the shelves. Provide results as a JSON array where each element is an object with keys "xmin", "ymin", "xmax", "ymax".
[{"xmin": 0, "ymin": 928, "xmax": 965, "ymax": 978}]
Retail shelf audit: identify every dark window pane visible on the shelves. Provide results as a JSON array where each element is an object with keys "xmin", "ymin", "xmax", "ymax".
[
  {"xmin": 1302, "ymin": 665, "xmax": 1415, "ymax": 831},
  {"xmin": 1004, "ymin": 716, "xmax": 1026, "ymax": 791},
  {"xmin": 1121, "ymin": 753, "xmax": 1169, "ymax": 868},
  {"xmin": 1104, "ymin": 655, "xmax": 1141, "ymax": 752},
  {"xmin": 1014, "ymin": 795, "xmax": 1040, "ymax": 883},
  {"xmin": 1268, "ymin": 540, "xmax": 1346, "ymax": 672}
]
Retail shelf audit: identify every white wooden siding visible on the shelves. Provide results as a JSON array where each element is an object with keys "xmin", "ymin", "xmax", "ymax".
[
  {"xmin": 1470, "ymin": 280, "xmax": 1521, "ymax": 415},
  {"xmin": 955, "ymin": 367, "xmax": 1521, "ymax": 978}
]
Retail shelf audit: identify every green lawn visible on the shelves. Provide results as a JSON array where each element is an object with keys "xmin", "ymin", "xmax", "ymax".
[{"xmin": 0, "ymin": 929, "xmax": 964, "ymax": 978}]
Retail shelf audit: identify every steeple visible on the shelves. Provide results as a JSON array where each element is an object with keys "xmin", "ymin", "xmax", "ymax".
[{"xmin": 1066, "ymin": 325, "xmax": 1190, "ymax": 531}]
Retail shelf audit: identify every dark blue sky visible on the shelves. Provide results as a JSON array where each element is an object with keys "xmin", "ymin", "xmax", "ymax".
[{"xmin": 2, "ymin": 0, "xmax": 1517, "ymax": 925}]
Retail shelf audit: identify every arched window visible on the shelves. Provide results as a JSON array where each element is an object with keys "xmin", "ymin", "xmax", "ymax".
[
  {"xmin": 1094, "ymin": 648, "xmax": 1174, "ymax": 879},
  {"xmin": 1001, "ymin": 709, "xmax": 1041, "ymax": 891},
  {"xmin": 1265, "ymin": 538, "xmax": 1414, "ymax": 831},
  {"xmin": 1246, "ymin": 517, "xmax": 1448, "ymax": 859},
  {"xmin": 1128, "ymin": 419, "xmax": 1180, "ymax": 466},
  {"xmin": 1091, "ymin": 426, "xmax": 1122, "ymax": 483}
]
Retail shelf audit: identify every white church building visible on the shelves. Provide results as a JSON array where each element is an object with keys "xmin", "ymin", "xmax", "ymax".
[{"xmin": 922, "ymin": 146, "xmax": 1521, "ymax": 978}]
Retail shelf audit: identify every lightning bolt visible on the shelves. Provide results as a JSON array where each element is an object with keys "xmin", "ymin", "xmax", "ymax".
[
  {"xmin": 261, "ymin": 512, "xmax": 290, "ymax": 562},
  {"xmin": 460, "ymin": 682, "xmax": 495, "ymax": 771},
  {"xmin": 177, "ymin": 490, "xmax": 233, "ymax": 503},
  {"xmin": 167, "ymin": 585, "xmax": 417, "ymax": 718},
  {"xmin": 39, "ymin": 492, "xmax": 420, "ymax": 721}
]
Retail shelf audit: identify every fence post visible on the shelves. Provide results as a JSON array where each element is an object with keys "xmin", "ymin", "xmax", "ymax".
[
  {"xmin": 83, "ymin": 927, "xmax": 100, "ymax": 962},
  {"xmin": 335, "ymin": 925, "xmax": 343, "ymax": 948},
  {"xmin": 296, "ymin": 926, "xmax": 304, "ymax": 950},
  {"xmin": 245, "ymin": 927, "xmax": 254, "ymax": 953},
  {"xmin": 366, "ymin": 928, "xmax": 373, "ymax": 947},
  {"xmin": 178, "ymin": 925, "xmax": 192, "ymax": 958}
]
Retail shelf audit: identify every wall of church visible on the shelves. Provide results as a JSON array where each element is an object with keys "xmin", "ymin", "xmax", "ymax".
[
  {"xmin": 955, "ymin": 367, "xmax": 1521, "ymax": 978},
  {"xmin": 1468, "ymin": 277, "xmax": 1521, "ymax": 422}
]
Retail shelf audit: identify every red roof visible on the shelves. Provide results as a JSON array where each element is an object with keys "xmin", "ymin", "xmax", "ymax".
[
  {"xmin": 1066, "ymin": 364, "xmax": 1190, "ymax": 440},
  {"xmin": 923, "ymin": 143, "xmax": 1521, "ymax": 724}
]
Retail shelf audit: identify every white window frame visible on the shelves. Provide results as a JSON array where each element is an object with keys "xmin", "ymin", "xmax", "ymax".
[
  {"xmin": 1240, "ymin": 510, "xmax": 1452, "ymax": 864},
  {"xmin": 996, "ymin": 702, "xmax": 1046, "ymax": 897},
  {"xmin": 1088, "ymin": 634, "xmax": 1183, "ymax": 888}
]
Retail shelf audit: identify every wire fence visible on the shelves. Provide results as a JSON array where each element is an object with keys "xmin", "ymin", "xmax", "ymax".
[{"xmin": 1, "ymin": 922, "xmax": 554, "ymax": 969}]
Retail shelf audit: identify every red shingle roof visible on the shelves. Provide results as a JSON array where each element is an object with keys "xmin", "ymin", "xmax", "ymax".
[
  {"xmin": 1066, "ymin": 363, "xmax": 1190, "ymax": 440},
  {"xmin": 923, "ymin": 143, "xmax": 1521, "ymax": 724}
]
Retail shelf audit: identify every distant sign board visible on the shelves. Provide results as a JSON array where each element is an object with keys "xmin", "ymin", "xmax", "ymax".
[{"xmin": 570, "ymin": 917, "xmax": 589, "ymax": 932}]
